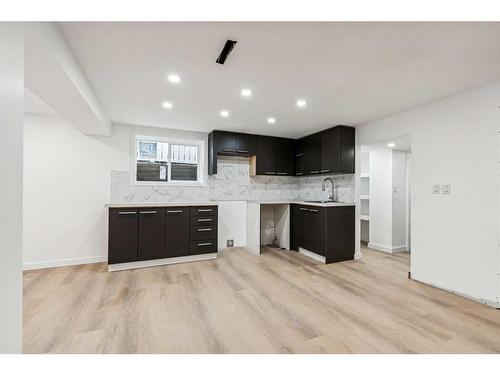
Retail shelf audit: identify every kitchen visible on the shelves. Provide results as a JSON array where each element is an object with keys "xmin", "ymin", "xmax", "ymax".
[
  {"xmin": 107, "ymin": 126, "xmax": 356, "ymax": 270},
  {"xmin": 15, "ymin": 21, "xmax": 500, "ymax": 355}
]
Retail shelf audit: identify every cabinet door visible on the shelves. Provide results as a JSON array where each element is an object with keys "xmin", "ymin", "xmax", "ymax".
[
  {"xmin": 320, "ymin": 127, "xmax": 340, "ymax": 174},
  {"xmin": 108, "ymin": 209, "xmax": 138, "ymax": 264},
  {"xmin": 213, "ymin": 131, "xmax": 236, "ymax": 154},
  {"xmin": 235, "ymin": 133, "xmax": 257, "ymax": 155},
  {"xmin": 276, "ymin": 138, "xmax": 295, "ymax": 176},
  {"xmin": 256, "ymin": 136, "xmax": 277, "ymax": 175},
  {"xmin": 295, "ymin": 139, "xmax": 305, "ymax": 176},
  {"xmin": 294, "ymin": 205, "xmax": 310, "ymax": 250},
  {"xmin": 138, "ymin": 208, "xmax": 165, "ymax": 261},
  {"xmin": 326, "ymin": 206, "xmax": 355, "ymax": 263},
  {"xmin": 339, "ymin": 126, "xmax": 355, "ymax": 173},
  {"xmin": 305, "ymin": 206, "xmax": 326, "ymax": 256},
  {"xmin": 165, "ymin": 207, "xmax": 190, "ymax": 258},
  {"xmin": 303, "ymin": 133, "xmax": 321, "ymax": 176}
]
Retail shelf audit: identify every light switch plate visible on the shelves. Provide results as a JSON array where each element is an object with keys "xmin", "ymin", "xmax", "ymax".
[
  {"xmin": 442, "ymin": 184, "xmax": 451, "ymax": 194},
  {"xmin": 432, "ymin": 184, "xmax": 440, "ymax": 194}
]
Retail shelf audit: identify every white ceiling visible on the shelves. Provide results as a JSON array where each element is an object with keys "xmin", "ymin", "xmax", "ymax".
[{"xmin": 59, "ymin": 22, "xmax": 500, "ymax": 138}]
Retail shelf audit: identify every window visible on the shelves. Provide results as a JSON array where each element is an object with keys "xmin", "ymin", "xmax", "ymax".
[{"xmin": 133, "ymin": 135, "xmax": 205, "ymax": 185}]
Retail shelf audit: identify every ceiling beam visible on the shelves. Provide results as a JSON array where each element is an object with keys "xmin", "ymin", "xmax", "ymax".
[{"xmin": 24, "ymin": 22, "xmax": 111, "ymax": 136}]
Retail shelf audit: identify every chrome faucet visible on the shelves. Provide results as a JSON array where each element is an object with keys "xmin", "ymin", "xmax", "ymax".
[{"xmin": 322, "ymin": 177, "xmax": 336, "ymax": 202}]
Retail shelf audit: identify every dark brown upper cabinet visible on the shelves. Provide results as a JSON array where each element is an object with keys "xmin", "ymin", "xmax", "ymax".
[
  {"xmin": 339, "ymin": 126, "xmax": 355, "ymax": 174},
  {"xmin": 209, "ymin": 125, "xmax": 354, "ymax": 176},
  {"xmin": 208, "ymin": 131, "xmax": 256, "ymax": 175},
  {"xmin": 275, "ymin": 138, "xmax": 295, "ymax": 176},
  {"xmin": 320, "ymin": 127, "xmax": 340, "ymax": 174},
  {"xmin": 256, "ymin": 136, "xmax": 277, "ymax": 175},
  {"xmin": 295, "ymin": 125, "xmax": 355, "ymax": 176},
  {"xmin": 301, "ymin": 133, "xmax": 322, "ymax": 176}
]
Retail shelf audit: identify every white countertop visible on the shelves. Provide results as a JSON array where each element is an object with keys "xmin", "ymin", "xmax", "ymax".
[
  {"xmin": 106, "ymin": 200, "xmax": 355, "ymax": 208},
  {"xmin": 248, "ymin": 200, "xmax": 355, "ymax": 207},
  {"xmin": 106, "ymin": 202, "xmax": 219, "ymax": 208}
]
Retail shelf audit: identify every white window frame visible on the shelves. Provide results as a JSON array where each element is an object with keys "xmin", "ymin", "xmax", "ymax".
[{"xmin": 131, "ymin": 133, "xmax": 207, "ymax": 187}]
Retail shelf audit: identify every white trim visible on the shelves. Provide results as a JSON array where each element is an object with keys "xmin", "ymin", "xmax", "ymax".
[
  {"xmin": 354, "ymin": 252, "xmax": 363, "ymax": 260},
  {"xmin": 368, "ymin": 242, "xmax": 408, "ymax": 254},
  {"xmin": 108, "ymin": 253, "xmax": 217, "ymax": 272},
  {"xmin": 411, "ymin": 276, "xmax": 500, "ymax": 309},
  {"xmin": 299, "ymin": 248, "xmax": 326, "ymax": 263},
  {"xmin": 391, "ymin": 245, "xmax": 408, "ymax": 253},
  {"xmin": 23, "ymin": 255, "xmax": 107, "ymax": 271}
]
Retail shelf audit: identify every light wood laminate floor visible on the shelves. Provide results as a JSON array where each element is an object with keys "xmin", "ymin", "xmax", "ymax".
[{"xmin": 23, "ymin": 247, "xmax": 500, "ymax": 353}]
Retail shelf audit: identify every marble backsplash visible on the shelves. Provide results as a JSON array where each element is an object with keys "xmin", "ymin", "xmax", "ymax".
[{"xmin": 110, "ymin": 156, "xmax": 354, "ymax": 203}]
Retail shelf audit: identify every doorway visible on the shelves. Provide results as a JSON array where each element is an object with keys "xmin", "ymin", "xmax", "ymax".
[{"xmin": 359, "ymin": 135, "xmax": 412, "ymax": 262}]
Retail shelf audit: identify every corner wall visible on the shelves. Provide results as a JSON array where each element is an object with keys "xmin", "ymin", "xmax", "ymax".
[
  {"xmin": 0, "ymin": 23, "xmax": 23, "ymax": 353},
  {"xmin": 357, "ymin": 83, "xmax": 500, "ymax": 306}
]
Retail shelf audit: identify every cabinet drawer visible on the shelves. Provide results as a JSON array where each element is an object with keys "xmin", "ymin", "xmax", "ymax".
[
  {"xmin": 190, "ymin": 225, "xmax": 217, "ymax": 240},
  {"xmin": 190, "ymin": 216, "xmax": 217, "ymax": 226},
  {"xmin": 190, "ymin": 240, "xmax": 217, "ymax": 254},
  {"xmin": 190, "ymin": 206, "xmax": 217, "ymax": 217}
]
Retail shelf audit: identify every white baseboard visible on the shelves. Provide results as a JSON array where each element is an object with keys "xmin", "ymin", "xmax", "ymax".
[
  {"xmin": 23, "ymin": 255, "xmax": 107, "ymax": 271},
  {"xmin": 368, "ymin": 242, "xmax": 408, "ymax": 254},
  {"xmin": 354, "ymin": 252, "xmax": 363, "ymax": 260},
  {"xmin": 299, "ymin": 248, "xmax": 326, "ymax": 263},
  {"xmin": 411, "ymin": 275, "xmax": 500, "ymax": 309},
  {"xmin": 108, "ymin": 253, "xmax": 217, "ymax": 271}
]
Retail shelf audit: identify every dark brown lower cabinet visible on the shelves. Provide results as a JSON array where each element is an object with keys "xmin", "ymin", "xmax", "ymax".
[
  {"xmin": 138, "ymin": 208, "xmax": 166, "ymax": 261},
  {"xmin": 165, "ymin": 207, "xmax": 190, "ymax": 258},
  {"xmin": 291, "ymin": 204, "xmax": 354, "ymax": 264},
  {"xmin": 108, "ymin": 209, "xmax": 138, "ymax": 264},
  {"xmin": 108, "ymin": 205, "xmax": 218, "ymax": 265}
]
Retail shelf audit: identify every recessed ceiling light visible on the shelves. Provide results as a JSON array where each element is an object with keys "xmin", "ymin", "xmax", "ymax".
[
  {"xmin": 220, "ymin": 110, "xmax": 229, "ymax": 118},
  {"xmin": 167, "ymin": 74, "xmax": 181, "ymax": 84},
  {"xmin": 296, "ymin": 99, "xmax": 307, "ymax": 108},
  {"xmin": 241, "ymin": 88, "xmax": 252, "ymax": 97},
  {"xmin": 267, "ymin": 117, "xmax": 276, "ymax": 124},
  {"xmin": 387, "ymin": 142, "xmax": 396, "ymax": 148},
  {"xmin": 162, "ymin": 101, "xmax": 173, "ymax": 109}
]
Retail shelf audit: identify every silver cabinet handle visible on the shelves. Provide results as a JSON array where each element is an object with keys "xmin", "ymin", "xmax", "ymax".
[
  {"xmin": 296, "ymin": 153, "xmax": 303, "ymax": 157},
  {"xmin": 320, "ymin": 169, "xmax": 330, "ymax": 173},
  {"xmin": 140, "ymin": 210, "xmax": 157, "ymax": 214},
  {"xmin": 198, "ymin": 218, "xmax": 212, "ymax": 222},
  {"xmin": 198, "ymin": 209, "xmax": 212, "ymax": 212},
  {"xmin": 236, "ymin": 150, "xmax": 248, "ymax": 153},
  {"xmin": 299, "ymin": 207, "xmax": 309, "ymax": 211},
  {"xmin": 310, "ymin": 171, "xmax": 320, "ymax": 174},
  {"xmin": 309, "ymin": 209, "xmax": 320, "ymax": 213},
  {"xmin": 118, "ymin": 211, "xmax": 136, "ymax": 215},
  {"xmin": 265, "ymin": 172, "xmax": 276, "ymax": 175},
  {"xmin": 296, "ymin": 172, "xmax": 303, "ymax": 176},
  {"xmin": 197, "ymin": 228, "xmax": 212, "ymax": 232},
  {"xmin": 167, "ymin": 210, "xmax": 183, "ymax": 213},
  {"xmin": 277, "ymin": 172, "xmax": 287, "ymax": 175},
  {"xmin": 197, "ymin": 242, "xmax": 212, "ymax": 246},
  {"xmin": 223, "ymin": 148, "xmax": 235, "ymax": 152}
]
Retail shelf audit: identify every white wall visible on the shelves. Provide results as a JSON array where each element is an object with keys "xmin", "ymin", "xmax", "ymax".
[
  {"xmin": 357, "ymin": 82, "xmax": 500, "ymax": 306},
  {"xmin": 0, "ymin": 23, "xmax": 23, "ymax": 353},
  {"xmin": 369, "ymin": 148, "xmax": 393, "ymax": 250},
  {"xmin": 23, "ymin": 116, "xmax": 253, "ymax": 267},
  {"xmin": 23, "ymin": 115, "xmax": 127, "ymax": 269},
  {"xmin": 392, "ymin": 150, "xmax": 407, "ymax": 249}
]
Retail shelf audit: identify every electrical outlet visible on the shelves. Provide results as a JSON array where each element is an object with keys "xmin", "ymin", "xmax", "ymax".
[
  {"xmin": 432, "ymin": 184, "xmax": 440, "ymax": 194},
  {"xmin": 227, "ymin": 239, "xmax": 234, "ymax": 247},
  {"xmin": 270, "ymin": 227, "xmax": 275, "ymax": 233},
  {"xmin": 442, "ymin": 184, "xmax": 451, "ymax": 194}
]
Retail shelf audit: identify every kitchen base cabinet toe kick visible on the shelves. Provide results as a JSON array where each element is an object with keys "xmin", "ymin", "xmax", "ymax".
[{"xmin": 108, "ymin": 205, "xmax": 218, "ymax": 271}]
